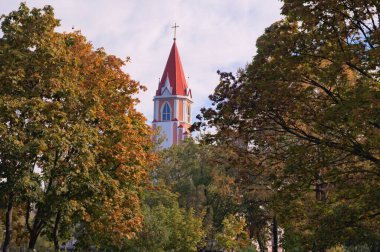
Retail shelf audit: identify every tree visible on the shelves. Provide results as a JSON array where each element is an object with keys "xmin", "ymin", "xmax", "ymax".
[
  {"xmin": 216, "ymin": 214, "xmax": 251, "ymax": 252},
  {"xmin": 196, "ymin": 0, "xmax": 380, "ymax": 250},
  {"xmin": 0, "ymin": 3, "xmax": 155, "ymax": 251},
  {"xmin": 152, "ymin": 140, "xmax": 243, "ymax": 248},
  {"xmin": 152, "ymin": 139, "xmax": 276, "ymax": 250},
  {"xmin": 122, "ymin": 186, "xmax": 205, "ymax": 252}
]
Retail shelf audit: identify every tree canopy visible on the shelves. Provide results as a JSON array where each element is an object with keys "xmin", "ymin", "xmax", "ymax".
[
  {"xmin": 195, "ymin": 0, "xmax": 380, "ymax": 250},
  {"xmin": 0, "ymin": 3, "xmax": 155, "ymax": 251}
]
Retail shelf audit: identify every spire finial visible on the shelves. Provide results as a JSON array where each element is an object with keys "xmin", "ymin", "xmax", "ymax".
[{"xmin": 171, "ymin": 23, "xmax": 179, "ymax": 40}]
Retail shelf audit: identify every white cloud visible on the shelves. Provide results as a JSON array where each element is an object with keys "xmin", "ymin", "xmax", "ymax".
[{"xmin": 0, "ymin": 0, "xmax": 283, "ymax": 123}]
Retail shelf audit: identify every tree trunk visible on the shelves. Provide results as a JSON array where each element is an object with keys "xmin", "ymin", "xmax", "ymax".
[
  {"xmin": 2, "ymin": 194, "xmax": 13, "ymax": 252},
  {"xmin": 53, "ymin": 211, "xmax": 62, "ymax": 252},
  {"xmin": 28, "ymin": 209, "xmax": 45, "ymax": 250},
  {"xmin": 28, "ymin": 232, "xmax": 39, "ymax": 251},
  {"xmin": 272, "ymin": 215, "xmax": 278, "ymax": 252},
  {"xmin": 256, "ymin": 233, "xmax": 265, "ymax": 252}
]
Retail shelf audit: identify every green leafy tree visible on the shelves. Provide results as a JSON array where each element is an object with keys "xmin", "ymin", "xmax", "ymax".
[
  {"xmin": 216, "ymin": 214, "xmax": 251, "ymax": 252},
  {"xmin": 0, "ymin": 3, "xmax": 155, "ymax": 251},
  {"xmin": 153, "ymin": 140, "xmax": 241, "ymax": 248},
  {"xmin": 123, "ymin": 187, "xmax": 205, "ymax": 252},
  {"xmin": 195, "ymin": 0, "xmax": 380, "ymax": 250}
]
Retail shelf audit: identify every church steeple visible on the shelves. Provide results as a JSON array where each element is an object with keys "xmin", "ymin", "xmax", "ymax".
[
  {"xmin": 152, "ymin": 33, "xmax": 193, "ymax": 149},
  {"xmin": 156, "ymin": 41, "xmax": 191, "ymax": 97}
]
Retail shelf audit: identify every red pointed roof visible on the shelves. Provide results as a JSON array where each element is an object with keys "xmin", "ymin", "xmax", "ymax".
[{"xmin": 156, "ymin": 41, "xmax": 188, "ymax": 96}]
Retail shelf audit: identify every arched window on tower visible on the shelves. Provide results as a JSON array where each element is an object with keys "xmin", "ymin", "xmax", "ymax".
[{"xmin": 162, "ymin": 103, "xmax": 171, "ymax": 121}]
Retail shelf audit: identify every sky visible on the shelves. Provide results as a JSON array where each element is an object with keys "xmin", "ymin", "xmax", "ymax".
[{"xmin": 0, "ymin": 0, "xmax": 283, "ymax": 123}]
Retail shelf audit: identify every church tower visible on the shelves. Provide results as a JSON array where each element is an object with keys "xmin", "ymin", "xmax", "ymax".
[{"xmin": 152, "ymin": 37, "xmax": 192, "ymax": 148}]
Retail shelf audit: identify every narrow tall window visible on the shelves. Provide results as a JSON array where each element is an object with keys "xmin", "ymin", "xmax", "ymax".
[
  {"xmin": 162, "ymin": 103, "xmax": 171, "ymax": 121},
  {"xmin": 187, "ymin": 104, "xmax": 191, "ymax": 123}
]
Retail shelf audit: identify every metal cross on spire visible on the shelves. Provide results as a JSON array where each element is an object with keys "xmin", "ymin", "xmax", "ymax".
[{"xmin": 172, "ymin": 23, "xmax": 179, "ymax": 40}]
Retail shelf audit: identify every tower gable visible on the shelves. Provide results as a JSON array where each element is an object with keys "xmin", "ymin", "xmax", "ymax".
[{"xmin": 161, "ymin": 74, "xmax": 172, "ymax": 96}]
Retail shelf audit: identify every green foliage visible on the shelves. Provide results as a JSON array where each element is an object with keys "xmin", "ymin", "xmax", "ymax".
[
  {"xmin": 153, "ymin": 140, "xmax": 241, "ymax": 245},
  {"xmin": 0, "ymin": 3, "xmax": 155, "ymax": 249},
  {"xmin": 123, "ymin": 187, "xmax": 205, "ymax": 252},
  {"xmin": 281, "ymin": 229, "xmax": 305, "ymax": 252},
  {"xmin": 196, "ymin": 0, "xmax": 380, "ymax": 250},
  {"xmin": 216, "ymin": 214, "xmax": 250, "ymax": 251}
]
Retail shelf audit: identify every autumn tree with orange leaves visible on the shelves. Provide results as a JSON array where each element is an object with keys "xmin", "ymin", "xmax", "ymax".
[{"xmin": 0, "ymin": 4, "xmax": 155, "ymax": 251}]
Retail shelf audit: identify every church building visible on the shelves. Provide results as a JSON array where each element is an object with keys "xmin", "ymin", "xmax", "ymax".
[{"xmin": 152, "ymin": 36, "xmax": 192, "ymax": 148}]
